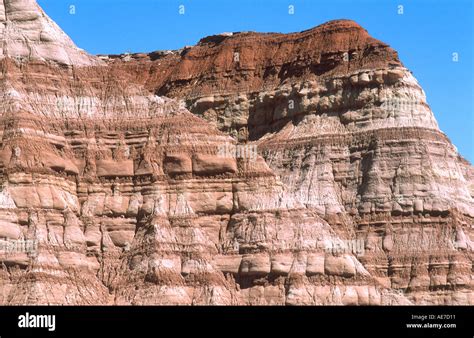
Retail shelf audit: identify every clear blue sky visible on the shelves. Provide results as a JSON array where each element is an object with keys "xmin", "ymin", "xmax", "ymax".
[{"xmin": 38, "ymin": 0, "xmax": 473, "ymax": 162}]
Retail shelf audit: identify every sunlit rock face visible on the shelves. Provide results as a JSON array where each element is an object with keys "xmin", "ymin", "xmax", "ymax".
[
  {"xmin": 0, "ymin": 2, "xmax": 472, "ymax": 305},
  {"xmin": 0, "ymin": 0, "xmax": 100, "ymax": 66}
]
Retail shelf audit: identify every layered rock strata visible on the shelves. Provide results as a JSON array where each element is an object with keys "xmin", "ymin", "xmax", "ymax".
[
  {"xmin": 0, "ymin": 0, "xmax": 472, "ymax": 305},
  {"xmin": 0, "ymin": 0, "xmax": 100, "ymax": 66}
]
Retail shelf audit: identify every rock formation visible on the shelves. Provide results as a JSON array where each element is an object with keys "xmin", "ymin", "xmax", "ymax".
[
  {"xmin": 0, "ymin": 0, "xmax": 472, "ymax": 305},
  {"xmin": 0, "ymin": 0, "xmax": 100, "ymax": 66}
]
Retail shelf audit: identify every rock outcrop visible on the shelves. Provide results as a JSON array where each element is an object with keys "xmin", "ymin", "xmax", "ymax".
[
  {"xmin": 0, "ymin": 0, "xmax": 472, "ymax": 305},
  {"xmin": 0, "ymin": 0, "xmax": 100, "ymax": 66}
]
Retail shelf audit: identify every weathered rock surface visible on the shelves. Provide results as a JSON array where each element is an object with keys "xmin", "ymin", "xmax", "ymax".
[
  {"xmin": 0, "ymin": 0, "xmax": 100, "ymax": 66},
  {"xmin": 0, "ymin": 1, "xmax": 472, "ymax": 305}
]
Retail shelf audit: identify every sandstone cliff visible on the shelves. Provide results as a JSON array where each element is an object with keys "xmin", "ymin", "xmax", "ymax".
[{"xmin": 0, "ymin": 0, "xmax": 472, "ymax": 305}]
